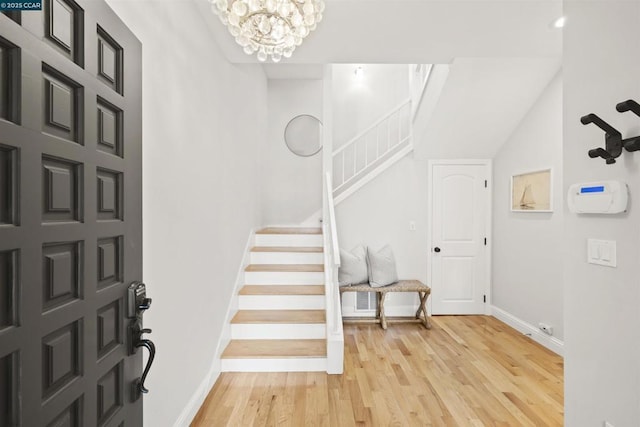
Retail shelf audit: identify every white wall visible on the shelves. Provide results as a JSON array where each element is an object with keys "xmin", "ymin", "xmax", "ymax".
[
  {"xmin": 563, "ymin": 2, "xmax": 640, "ymax": 426},
  {"xmin": 262, "ymin": 79, "xmax": 323, "ymax": 225},
  {"xmin": 492, "ymin": 73, "xmax": 564, "ymax": 341},
  {"xmin": 332, "ymin": 64, "xmax": 409, "ymax": 148},
  {"xmin": 335, "ymin": 60, "xmax": 561, "ymax": 321},
  {"xmin": 336, "ymin": 155, "xmax": 429, "ymax": 315},
  {"xmin": 106, "ymin": 2, "xmax": 267, "ymax": 426}
]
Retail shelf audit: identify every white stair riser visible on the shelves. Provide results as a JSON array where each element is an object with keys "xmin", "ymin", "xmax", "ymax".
[
  {"xmin": 250, "ymin": 252, "xmax": 324, "ymax": 265},
  {"xmin": 255, "ymin": 234, "xmax": 323, "ymax": 247},
  {"xmin": 245, "ymin": 271, "xmax": 324, "ymax": 285},
  {"xmin": 231, "ymin": 323, "xmax": 326, "ymax": 340},
  {"xmin": 221, "ymin": 358, "xmax": 327, "ymax": 372},
  {"xmin": 238, "ymin": 295, "xmax": 325, "ymax": 310}
]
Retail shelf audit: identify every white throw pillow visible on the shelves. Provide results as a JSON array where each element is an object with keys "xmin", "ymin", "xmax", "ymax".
[
  {"xmin": 367, "ymin": 245, "xmax": 398, "ymax": 288},
  {"xmin": 338, "ymin": 246, "xmax": 369, "ymax": 287}
]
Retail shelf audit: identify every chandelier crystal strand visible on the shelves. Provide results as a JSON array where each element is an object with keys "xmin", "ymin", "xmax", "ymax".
[{"xmin": 210, "ymin": 0, "xmax": 325, "ymax": 62}]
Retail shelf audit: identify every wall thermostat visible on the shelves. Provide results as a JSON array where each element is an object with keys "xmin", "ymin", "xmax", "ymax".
[{"xmin": 567, "ymin": 180, "xmax": 628, "ymax": 214}]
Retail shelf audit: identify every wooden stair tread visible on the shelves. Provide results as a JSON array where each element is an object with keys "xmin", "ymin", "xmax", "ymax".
[
  {"xmin": 256, "ymin": 227, "xmax": 322, "ymax": 235},
  {"xmin": 251, "ymin": 246, "xmax": 323, "ymax": 253},
  {"xmin": 221, "ymin": 339, "xmax": 326, "ymax": 359},
  {"xmin": 245, "ymin": 264, "xmax": 324, "ymax": 272},
  {"xmin": 239, "ymin": 285, "xmax": 325, "ymax": 296},
  {"xmin": 231, "ymin": 310, "xmax": 325, "ymax": 324}
]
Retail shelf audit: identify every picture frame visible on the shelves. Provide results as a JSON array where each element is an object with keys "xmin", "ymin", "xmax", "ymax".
[{"xmin": 510, "ymin": 168, "xmax": 553, "ymax": 212}]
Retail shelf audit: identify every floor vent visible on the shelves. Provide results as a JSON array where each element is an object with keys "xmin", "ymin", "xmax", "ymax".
[{"xmin": 356, "ymin": 291, "xmax": 378, "ymax": 311}]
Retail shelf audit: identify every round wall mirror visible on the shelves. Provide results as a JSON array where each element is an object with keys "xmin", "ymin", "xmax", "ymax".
[{"xmin": 284, "ymin": 114, "xmax": 323, "ymax": 157}]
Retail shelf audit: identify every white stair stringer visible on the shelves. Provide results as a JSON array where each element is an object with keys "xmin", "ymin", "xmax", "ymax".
[{"xmin": 221, "ymin": 227, "xmax": 329, "ymax": 373}]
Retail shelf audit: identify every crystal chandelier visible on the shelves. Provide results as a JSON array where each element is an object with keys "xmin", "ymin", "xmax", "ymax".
[{"xmin": 210, "ymin": 0, "xmax": 325, "ymax": 62}]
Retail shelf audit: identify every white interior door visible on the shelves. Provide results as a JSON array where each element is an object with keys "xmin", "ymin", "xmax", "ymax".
[{"xmin": 429, "ymin": 161, "xmax": 490, "ymax": 315}]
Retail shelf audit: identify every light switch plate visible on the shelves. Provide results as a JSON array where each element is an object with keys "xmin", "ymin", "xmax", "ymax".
[{"xmin": 587, "ymin": 239, "xmax": 617, "ymax": 267}]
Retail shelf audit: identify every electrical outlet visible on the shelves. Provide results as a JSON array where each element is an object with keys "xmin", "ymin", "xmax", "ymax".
[
  {"xmin": 538, "ymin": 323, "xmax": 553, "ymax": 336},
  {"xmin": 409, "ymin": 221, "xmax": 416, "ymax": 231}
]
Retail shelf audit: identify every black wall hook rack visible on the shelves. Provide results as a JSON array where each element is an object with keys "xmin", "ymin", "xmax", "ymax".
[
  {"xmin": 616, "ymin": 99, "xmax": 640, "ymax": 117},
  {"xmin": 616, "ymin": 99, "xmax": 640, "ymax": 152},
  {"xmin": 580, "ymin": 113, "xmax": 623, "ymax": 164}
]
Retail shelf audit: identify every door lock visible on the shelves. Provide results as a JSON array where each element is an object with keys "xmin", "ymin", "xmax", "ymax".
[
  {"xmin": 127, "ymin": 282, "xmax": 156, "ymax": 402},
  {"xmin": 434, "ymin": 247, "xmax": 441, "ymax": 253},
  {"xmin": 128, "ymin": 282, "xmax": 152, "ymax": 318}
]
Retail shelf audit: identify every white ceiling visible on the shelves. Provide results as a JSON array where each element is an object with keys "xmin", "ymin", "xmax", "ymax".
[
  {"xmin": 196, "ymin": 0, "xmax": 563, "ymax": 64},
  {"xmin": 416, "ymin": 57, "xmax": 562, "ymax": 159},
  {"xmin": 262, "ymin": 64, "xmax": 325, "ymax": 79},
  {"xmin": 194, "ymin": 0, "xmax": 563, "ymax": 157}
]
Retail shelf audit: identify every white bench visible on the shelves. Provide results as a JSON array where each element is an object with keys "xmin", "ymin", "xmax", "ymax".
[{"xmin": 339, "ymin": 280, "xmax": 432, "ymax": 330}]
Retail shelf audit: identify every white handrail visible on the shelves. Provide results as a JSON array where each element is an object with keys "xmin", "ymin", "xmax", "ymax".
[
  {"xmin": 326, "ymin": 174, "xmax": 340, "ymax": 268},
  {"xmin": 323, "ymin": 172, "xmax": 344, "ymax": 374},
  {"xmin": 332, "ymin": 98, "xmax": 413, "ymax": 192},
  {"xmin": 333, "ymin": 98, "xmax": 412, "ymax": 155},
  {"xmin": 411, "ymin": 64, "xmax": 433, "ymax": 122},
  {"xmin": 334, "ymin": 134, "xmax": 412, "ymax": 193},
  {"xmin": 325, "ymin": 172, "xmax": 341, "ymax": 334}
]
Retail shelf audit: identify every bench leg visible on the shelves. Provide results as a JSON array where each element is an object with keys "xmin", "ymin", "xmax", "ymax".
[
  {"xmin": 379, "ymin": 292, "xmax": 387, "ymax": 330},
  {"xmin": 416, "ymin": 291, "xmax": 431, "ymax": 330}
]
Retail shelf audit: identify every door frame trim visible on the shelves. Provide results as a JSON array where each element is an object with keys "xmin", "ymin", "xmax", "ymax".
[{"xmin": 427, "ymin": 159, "xmax": 493, "ymax": 315}]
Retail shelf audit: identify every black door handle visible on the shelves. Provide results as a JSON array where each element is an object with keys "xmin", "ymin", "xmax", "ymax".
[
  {"xmin": 136, "ymin": 339, "xmax": 156, "ymax": 394},
  {"xmin": 434, "ymin": 247, "xmax": 441, "ymax": 253}
]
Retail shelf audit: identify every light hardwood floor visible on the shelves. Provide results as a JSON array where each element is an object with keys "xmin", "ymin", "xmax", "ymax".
[{"xmin": 192, "ymin": 316, "xmax": 563, "ymax": 426}]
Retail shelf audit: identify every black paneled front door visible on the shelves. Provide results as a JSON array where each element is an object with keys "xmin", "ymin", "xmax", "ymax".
[{"xmin": 0, "ymin": 0, "xmax": 143, "ymax": 425}]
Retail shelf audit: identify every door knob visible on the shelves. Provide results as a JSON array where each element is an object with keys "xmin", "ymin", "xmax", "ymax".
[{"xmin": 434, "ymin": 247, "xmax": 441, "ymax": 253}]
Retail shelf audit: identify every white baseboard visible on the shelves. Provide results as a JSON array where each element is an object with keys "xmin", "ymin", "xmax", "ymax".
[
  {"xmin": 172, "ymin": 229, "xmax": 256, "ymax": 427},
  {"xmin": 172, "ymin": 361, "xmax": 220, "ymax": 427},
  {"xmin": 490, "ymin": 305, "xmax": 564, "ymax": 357}
]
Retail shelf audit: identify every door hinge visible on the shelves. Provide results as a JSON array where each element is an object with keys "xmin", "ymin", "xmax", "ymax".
[
  {"xmin": 484, "ymin": 237, "xmax": 487, "ymax": 246},
  {"xmin": 483, "ymin": 295, "xmax": 486, "ymax": 303},
  {"xmin": 484, "ymin": 179, "xmax": 487, "ymax": 188}
]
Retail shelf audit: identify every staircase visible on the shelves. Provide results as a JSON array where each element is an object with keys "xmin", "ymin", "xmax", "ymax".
[
  {"xmin": 331, "ymin": 63, "xmax": 450, "ymax": 205},
  {"xmin": 220, "ymin": 227, "xmax": 328, "ymax": 372}
]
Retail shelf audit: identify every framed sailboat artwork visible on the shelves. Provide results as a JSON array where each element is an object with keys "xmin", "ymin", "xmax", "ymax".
[{"xmin": 511, "ymin": 168, "xmax": 553, "ymax": 212}]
